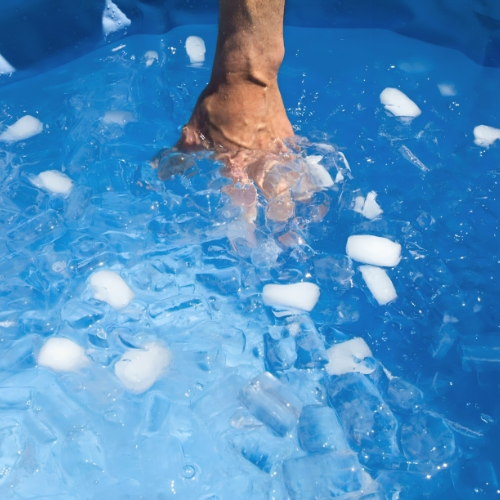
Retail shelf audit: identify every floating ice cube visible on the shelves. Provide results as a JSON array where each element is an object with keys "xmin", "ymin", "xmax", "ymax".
[
  {"xmin": 288, "ymin": 316, "xmax": 328, "ymax": 369},
  {"xmin": 102, "ymin": 0, "xmax": 131, "ymax": 37},
  {"xmin": 239, "ymin": 372, "xmax": 303, "ymax": 437},
  {"xmin": 114, "ymin": 342, "xmax": 172, "ymax": 394},
  {"xmin": 346, "ymin": 235, "xmax": 401, "ymax": 267},
  {"xmin": 102, "ymin": 110, "xmax": 135, "ymax": 126},
  {"xmin": 400, "ymin": 412, "xmax": 455, "ymax": 465},
  {"xmin": 262, "ymin": 282, "xmax": 320, "ymax": 312},
  {"xmin": 38, "ymin": 338, "xmax": 89, "ymax": 373},
  {"xmin": 326, "ymin": 337, "xmax": 376, "ymax": 376},
  {"xmin": 31, "ymin": 170, "xmax": 74, "ymax": 195},
  {"xmin": 327, "ymin": 373, "xmax": 399, "ymax": 457},
  {"xmin": 230, "ymin": 426, "xmax": 294, "ymax": 473},
  {"xmin": 297, "ymin": 405, "xmax": 349, "ymax": 453},
  {"xmin": 0, "ymin": 52, "xmax": 15, "ymax": 75},
  {"xmin": 264, "ymin": 334, "xmax": 297, "ymax": 372},
  {"xmin": 380, "ymin": 87, "xmax": 421, "ymax": 118},
  {"xmin": 0, "ymin": 115, "xmax": 43, "ymax": 142},
  {"xmin": 144, "ymin": 50, "xmax": 159, "ymax": 67},
  {"xmin": 283, "ymin": 451, "xmax": 364, "ymax": 499},
  {"xmin": 90, "ymin": 270, "xmax": 135, "ymax": 309},
  {"xmin": 359, "ymin": 265, "xmax": 397, "ymax": 305},
  {"xmin": 386, "ymin": 377, "xmax": 424, "ymax": 413},
  {"xmin": 437, "ymin": 83, "xmax": 457, "ymax": 96},
  {"xmin": 185, "ymin": 36, "xmax": 206, "ymax": 65},
  {"xmin": 305, "ymin": 155, "xmax": 334, "ymax": 188},
  {"xmin": 473, "ymin": 125, "xmax": 500, "ymax": 147},
  {"xmin": 353, "ymin": 191, "xmax": 383, "ymax": 219}
]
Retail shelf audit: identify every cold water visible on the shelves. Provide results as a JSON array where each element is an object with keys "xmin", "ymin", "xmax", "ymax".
[{"xmin": 0, "ymin": 23, "xmax": 499, "ymax": 500}]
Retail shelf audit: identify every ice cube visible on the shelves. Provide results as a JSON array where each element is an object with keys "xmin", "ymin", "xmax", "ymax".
[
  {"xmin": 0, "ymin": 115, "xmax": 43, "ymax": 142},
  {"xmin": 31, "ymin": 170, "xmax": 74, "ymax": 195},
  {"xmin": 229, "ymin": 426, "xmax": 294, "ymax": 473},
  {"xmin": 102, "ymin": 0, "xmax": 131, "ymax": 36},
  {"xmin": 353, "ymin": 191, "xmax": 383, "ymax": 219},
  {"xmin": 287, "ymin": 316, "xmax": 328, "ymax": 369},
  {"xmin": 359, "ymin": 265, "xmax": 397, "ymax": 305},
  {"xmin": 283, "ymin": 451, "xmax": 364, "ymax": 500},
  {"xmin": 473, "ymin": 125, "xmax": 500, "ymax": 147},
  {"xmin": 264, "ymin": 334, "xmax": 297, "ymax": 372},
  {"xmin": 262, "ymin": 282, "xmax": 320, "ymax": 312},
  {"xmin": 314, "ymin": 254, "xmax": 354, "ymax": 289},
  {"xmin": 114, "ymin": 341, "xmax": 172, "ymax": 394},
  {"xmin": 144, "ymin": 50, "xmax": 159, "ymax": 67},
  {"xmin": 297, "ymin": 405, "xmax": 349, "ymax": 453},
  {"xmin": 363, "ymin": 191, "xmax": 383, "ymax": 219},
  {"xmin": 305, "ymin": 155, "xmax": 334, "ymax": 188},
  {"xmin": 327, "ymin": 373, "xmax": 399, "ymax": 458},
  {"xmin": 0, "ymin": 52, "xmax": 15, "ymax": 75},
  {"xmin": 346, "ymin": 235, "xmax": 401, "ymax": 267},
  {"xmin": 185, "ymin": 36, "xmax": 206, "ymax": 64},
  {"xmin": 400, "ymin": 412, "xmax": 455, "ymax": 465},
  {"xmin": 0, "ymin": 387, "xmax": 34, "ymax": 410},
  {"xmin": 379, "ymin": 87, "xmax": 421, "ymax": 118},
  {"xmin": 90, "ymin": 270, "xmax": 135, "ymax": 309},
  {"xmin": 386, "ymin": 377, "xmax": 424, "ymax": 413},
  {"xmin": 239, "ymin": 372, "xmax": 303, "ymax": 437},
  {"xmin": 38, "ymin": 338, "xmax": 90, "ymax": 373},
  {"xmin": 437, "ymin": 83, "xmax": 456, "ymax": 96},
  {"xmin": 102, "ymin": 111, "xmax": 135, "ymax": 126},
  {"xmin": 326, "ymin": 337, "xmax": 376, "ymax": 376}
]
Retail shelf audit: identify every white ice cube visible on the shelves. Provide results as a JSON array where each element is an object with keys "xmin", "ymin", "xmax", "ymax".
[
  {"xmin": 380, "ymin": 88, "xmax": 421, "ymax": 118},
  {"xmin": 32, "ymin": 170, "xmax": 74, "ymax": 195},
  {"xmin": 326, "ymin": 338, "xmax": 375, "ymax": 376},
  {"xmin": 102, "ymin": 0, "xmax": 131, "ymax": 37},
  {"xmin": 38, "ymin": 338, "xmax": 89, "ymax": 373},
  {"xmin": 90, "ymin": 270, "xmax": 135, "ymax": 309},
  {"xmin": 437, "ymin": 83, "xmax": 456, "ymax": 96},
  {"xmin": 114, "ymin": 342, "xmax": 171, "ymax": 393},
  {"xmin": 0, "ymin": 115, "xmax": 43, "ymax": 142},
  {"xmin": 144, "ymin": 50, "xmax": 159, "ymax": 67},
  {"xmin": 185, "ymin": 36, "xmax": 206, "ymax": 65},
  {"xmin": 305, "ymin": 155, "xmax": 334, "ymax": 188},
  {"xmin": 352, "ymin": 191, "xmax": 383, "ymax": 219},
  {"xmin": 262, "ymin": 282, "xmax": 320, "ymax": 312},
  {"xmin": 346, "ymin": 235, "xmax": 401, "ymax": 267},
  {"xmin": 473, "ymin": 125, "xmax": 500, "ymax": 148},
  {"xmin": 102, "ymin": 111, "xmax": 135, "ymax": 126},
  {"xmin": 353, "ymin": 196, "xmax": 365, "ymax": 213},
  {"xmin": 362, "ymin": 191, "xmax": 383, "ymax": 219},
  {"xmin": 359, "ymin": 265, "xmax": 397, "ymax": 305},
  {"xmin": 0, "ymin": 53, "xmax": 15, "ymax": 75}
]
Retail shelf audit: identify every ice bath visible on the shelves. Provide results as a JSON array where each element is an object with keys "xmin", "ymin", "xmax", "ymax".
[{"xmin": 0, "ymin": 1, "xmax": 499, "ymax": 499}]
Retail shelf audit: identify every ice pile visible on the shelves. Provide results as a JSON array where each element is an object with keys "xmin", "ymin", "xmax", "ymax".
[{"xmin": 0, "ymin": 26, "xmax": 495, "ymax": 500}]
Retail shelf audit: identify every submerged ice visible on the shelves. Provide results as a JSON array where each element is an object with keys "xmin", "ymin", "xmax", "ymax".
[{"xmin": 0, "ymin": 23, "xmax": 496, "ymax": 500}]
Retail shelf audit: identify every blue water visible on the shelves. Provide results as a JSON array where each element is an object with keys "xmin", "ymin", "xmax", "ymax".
[{"xmin": 0, "ymin": 24, "xmax": 499, "ymax": 499}]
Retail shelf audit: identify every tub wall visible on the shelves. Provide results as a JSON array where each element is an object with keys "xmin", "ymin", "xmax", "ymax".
[{"xmin": 0, "ymin": 0, "xmax": 499, "ymax": 81}]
